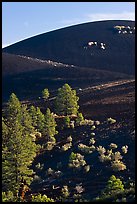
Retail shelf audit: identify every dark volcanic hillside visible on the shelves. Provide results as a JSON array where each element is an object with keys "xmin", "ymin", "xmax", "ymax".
[
  {"xmin": 2, "ymin": 58, "xmax": 132, "ymax": 102},
  {"xmin": 2, "ymin": 20, "xmax": 135, "ymax": 202},
  {"xmin": 3, "ymin": 20, "xmax": 135, "ymax": 75}
]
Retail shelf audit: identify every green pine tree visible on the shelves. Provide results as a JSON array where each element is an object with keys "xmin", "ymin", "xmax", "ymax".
[
  {"xmin": 42, "ymin": 88, "xmax": 49, "ymax": 101},
  {"xmin": 44, "ymin": 108, "xmax": 57, "ymax": 140},
  {"xmin": 5, "ymin": 93, "xmax": 22, "ymax": 123},
  {"xmin": 55, "ymin": 84, "xmax": 79, "ymax": 116},
  {"xmin": 105, "ymin": 175, "xmax": 124, "ymax": 194},
  {"xmin": 29, "ymin": 106, "xmax": 45, "ymax": 132},
  {"xmin": 2, "ymin": 93, "xmax": 37, "ymax": 198}
]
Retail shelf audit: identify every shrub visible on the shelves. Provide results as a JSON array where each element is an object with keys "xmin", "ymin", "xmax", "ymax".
[
  {"xmin": 31, "ymin": 194, "xmax": 54, "ymax": 202},
  {"xmin": 33, "ymin": 175, "xmax": 41, "ymax": 183},
  {"xmin": 107, "ymin": 149, "xmax": 113, "ymax": 155},
  {"xmin": 95, "ymin": 120, "xmax": 100, "ymax": 125},
  {"xmin": 90, "ymin": 145, "xmax": 96, "ymax": 151},
  {"xmin": 35, "ymin": 162, "xmax": 44, "ymax": 170},
  {"xmin": 84, "ymin": 165, "xmax": 90, "ymax": 172},
  {"xmin": 99, "ymin": 154, "xmax": 111, "ymax": 162},
  {"xmin": 69, "ymin": 152, "xmax": 77, "ymax": 161},
  {"xmin": 75, "ymin": 112, "xmax": 84, "ymax": 126},
  {"xmin": 107, "ymin": 117, "xmax": 116, "ymax": 124},
  {"xmin": 78, "ymin": 143, "xmax": 94, "ymax": 154},
  {"xmin": 91, "ymin": 125, "xmax": 96, "ymax": 130},
  {"xmin": 46, "ymin": 141, "xmax": 55, "ymax": 150},
  {"xmin": 70, "ymin": 120, "xmax": 75, "ymax": 128},
  {"xmin": 111, "ymin": 151, "xmax": 123, "ymax": 161},
  {"xmin": 75, "ymin": 185, "xmax": 85, "ymax": 193},
  {"xmin": 80, "ymin": 119, "xmax": 94, "ymax": 126},
  {"xmin": 61, "ymin": 142, "xmax": 72, "ymax": 151},
  {"xmin": 97, "ymin": 146, "xmax": 106, "ymax": 154},
  {"xmin": 109, "ymin": 143, "xmax": 118, "ymax": 149},
  {"xmin": 68, "ymin": 152, "xmax": 86, "ymax": 169},
  {"xmin": 89, "ymin": 138, "xmax": 96, "ymax": 145},
  {"xmin": 111, "ymin": 160, "xmax": 126, "ymax": 171},
  {"xmin": 90, "ymin": 132, "xmax": 95, "ymax": 136},
  {"xmin": 121, "ymin": 145, "xmax": 128, "ymax": 154},
  {"xmin": 61, "ymin": 185, "xmax": 70, "ymax": 198},
  {"xmin": 47, "ymin": 168, "xmax": 54, "ymax": 176},
  {"xmin": 67, "ymin": 136, "xmax": 72, "ymax": 142},
  {"xmin": 87, "ymin": 120, "xmax": 94, "ymax": 126}
]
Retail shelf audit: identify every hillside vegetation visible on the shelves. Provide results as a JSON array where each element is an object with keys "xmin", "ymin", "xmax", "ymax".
[{"xmin": 2, "ymin": 84, "xmax": 135, "ymax": 202}]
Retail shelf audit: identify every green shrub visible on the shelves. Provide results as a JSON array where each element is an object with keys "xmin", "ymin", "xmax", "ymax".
[
  {"xmin": 75, "ymin": 112, "xmax": 84, "ymax": 126},
  {"xmin": 31, "ymin": 194, "xmax": 54, "ymax": 202},
  {"xmin": 64, "ymin": 116, "xmax": 70, "ymax": 128},
  {"xmin": 2, "ymin": 191, "xmax": 16, "ymax": 202}
]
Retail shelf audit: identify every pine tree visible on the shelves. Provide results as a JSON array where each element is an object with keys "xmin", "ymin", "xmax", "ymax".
[
  {"xmin": 42, "ymin": 88, "xmax": 49, "ymax": 101},
  {"xmin": 55, "ymin": 84, "xmax": 79, "ymax": 116},
  {"xmin": 6, "ymin": 93, "xmax": 22, "ymax": 122},
  {"xmin": 2, "ymin": 117, "xmax": 9, "ymax": 147},
  {"xmin": 2, "ymin": 93, "xmax": 37, "ymax": 197},
  {"xmin": 36, "ymin": 107, "xmax": 45, "ymax": 132},
  {"xmin": 44, "ymin": 108, "xmax": 57, "ymax": 140},
  {"xmin": 104, "ymin": 175, "xmax": 124, "ymax": 195},
  {"xmin": 29, "ymin": 106, "xmax": 45, "ymax": 132},
  {"xmin": 29, "ymin": 106, "xmax": 38, "ymax": 128}
]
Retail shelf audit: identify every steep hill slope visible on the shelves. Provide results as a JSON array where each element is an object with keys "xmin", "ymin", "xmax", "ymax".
[
  {"xmin": 3, "ymin": 20, "xmax": 135, "ymax": 75},
  {"xmin": 2, "ymin": 57, "xmax": 132, "ymax": 102},
  {"xmin": 2, "ymin": 53, "xmax": 76, "ymax": 76}
]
